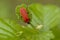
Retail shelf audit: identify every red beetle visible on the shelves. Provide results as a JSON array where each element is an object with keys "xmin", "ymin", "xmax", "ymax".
[{"xmin": 20, "ymin": 7, "xmax": 30, "ymax": 23}]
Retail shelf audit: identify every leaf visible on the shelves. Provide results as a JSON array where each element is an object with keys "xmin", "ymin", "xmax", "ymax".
[
  {"xmin": 51, "ymin": 7, "xmax": 60, "ymax": 40},
  {"xmin": 0, "ymin": 18, "xmax": 23, "ymax": 40},
  {"xmin": 28, "ymin": 4, "xmax": 59, "ymax": 40},
  {"xmin": 29, "ymin": 4, "xmax": 58, "ymax": 30}
]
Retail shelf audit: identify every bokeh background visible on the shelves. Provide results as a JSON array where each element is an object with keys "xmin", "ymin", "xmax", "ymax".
[{"xmin": 0, "ymin": 0, "xmax": 60, "ymax": 19}]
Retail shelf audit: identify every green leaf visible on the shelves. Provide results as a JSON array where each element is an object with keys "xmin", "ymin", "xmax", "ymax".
[
  {"xmin": 28, "ymin": 4, "xmax": 59, "ymax": 40},
  {"xmin": 29, "ymin": 4, "xmax": 58, "ymax": 29},
  {"xmin": 51, "ymin": 7, "xmax": 60, "ymax": 40},
  {"xmin": 0, "ymin": 18, "xmax": 23, "ymax": 40}
]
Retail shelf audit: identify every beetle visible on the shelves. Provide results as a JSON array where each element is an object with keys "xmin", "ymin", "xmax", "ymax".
[{"xmin": 20, "ymin": 7, "xmax": 30, "ymax": 24}]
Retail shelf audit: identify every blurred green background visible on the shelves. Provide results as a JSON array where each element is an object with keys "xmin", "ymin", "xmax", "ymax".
[
  {"xmin": 0, "ymin": 0, "xmax": 60, "ymax": 40},
  {"xmin": 0, "ymin": 0, "xmax": 60, "ymax": 19}
]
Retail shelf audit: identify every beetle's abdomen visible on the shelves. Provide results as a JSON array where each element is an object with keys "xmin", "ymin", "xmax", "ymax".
[{"xmin": 20, "ymin": 7, "xmax": 30, "ymax": 23}]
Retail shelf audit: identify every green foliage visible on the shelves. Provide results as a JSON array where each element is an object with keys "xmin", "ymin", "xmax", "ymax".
[
  {"xmin": 0, "ymin": 4, "xmax": 60, "ymax": 40},
  {"xmin": 0, "ymin": 18, "xmax": 21, "ymax": 40},
  {"xmin": 51, "ymin": 7, "xmax": 60, "ymax": 40},
  {"xmin": 0, "ymin": 18, "xmax": 54, "ymax": 40}
]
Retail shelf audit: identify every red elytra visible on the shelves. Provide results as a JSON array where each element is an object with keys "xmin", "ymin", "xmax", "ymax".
[{"xmin": 20, "ymin": 7, "xmax": 30, "ymax": 23}]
